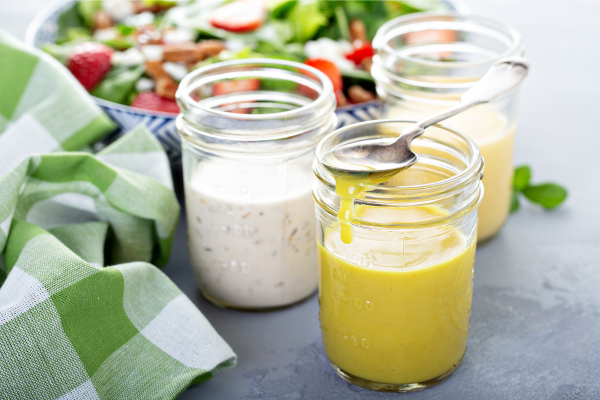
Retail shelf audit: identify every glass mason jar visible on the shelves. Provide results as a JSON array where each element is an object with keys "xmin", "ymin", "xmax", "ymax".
[
  {"xmin": 176, "ymin": 59, "xmax": 337, "ymax": 310},
  {"xmin": 313, "ymin": 120, "xmax": 484, "ymax": 391},
  {"xmin": 372, "ymin": 13, "xmax": 523, "ymax": 241}
]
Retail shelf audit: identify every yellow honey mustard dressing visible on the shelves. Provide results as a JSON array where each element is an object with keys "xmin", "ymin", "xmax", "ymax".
[
  {"xmin": 333, "ymin": 174, "xmax": 366, "ymax": 244},
  {"xmin": 318, "ymin": 211, "xmax": 476, "ymax": 385},
  {"xmin": 330, "ymin": 168, "xmax": 402, "ymax": 244}
]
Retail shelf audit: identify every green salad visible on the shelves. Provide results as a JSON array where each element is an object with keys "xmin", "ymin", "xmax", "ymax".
[{"xmin": 44, "ymin": 0, "xmax": 449, "ymax": 113}]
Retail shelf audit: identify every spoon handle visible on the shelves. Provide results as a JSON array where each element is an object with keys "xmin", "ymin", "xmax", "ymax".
[
  {"xmin": 416, "ymin": 99, "xmax": 485, "ymax": 130},
  {"xmin": 394, "ymin": 99, "xmax": 485, "ymax": 146}
]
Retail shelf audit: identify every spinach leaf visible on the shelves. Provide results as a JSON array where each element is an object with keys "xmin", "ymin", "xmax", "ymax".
[
  {"xmin": 287, "ymin": 0, "xmax": 328, "ymax": 42},
  {"xmin": 91, "ymin": 65, "xmax": 145, "ymax": 104},
  {"xmin": 56, "ymin": 3, "xmax": 86, "ymax": 44},
  {"xmin": 269, "ymin": 0, "xmax": 296, "ymax": 19},
  {"xmin": 522, "ymin": 183, "xmax": 568, "ymax": 210},
  {"xmin": 334, "ymin": 6, "xmax": 350, "ymax": 42},
  {"xmin": 77, "ymin": 0, "xmax": 103, "ymax": 28}
]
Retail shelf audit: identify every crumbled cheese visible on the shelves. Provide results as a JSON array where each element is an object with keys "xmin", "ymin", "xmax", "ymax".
[
  {"xmin": 102, "ymin": 0, "xmax": 135, "ymax": 22},
  {"xmin": 124, "ymin": 11, "xmax": 155, "ymax": 27},
  {"xmin": 141, "ymin": 45, "xmax": 164, "ymax": 61},
  {"xmin": 304, "ymin": 38, "xmax": 356, "ymax": 72},
  {"xmin": 93, "ymin": 27, "xmax": 119, "ymax": 42},
  {"xmin": 111, "ymin": 47, "xmax": 145, "ymax": 67},
  {"xmin": 162, "ymin": 28, "xmax": 196, "ymax": 44},
  {"xmin": 163, "ymin": 62, "xmax": 189, "ymax": 82},
  {"xmin": 225, "ymin": 39, "xmax": 246, "ymax": 52},
  {"xmin": 135, "ymin": 77, "xmax": 155, "ymax": 92}
]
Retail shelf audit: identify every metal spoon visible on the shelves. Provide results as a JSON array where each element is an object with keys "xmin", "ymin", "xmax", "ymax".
[{"xmin": 327, "ymin": 57, "xmax": 530, "ymax": 174}]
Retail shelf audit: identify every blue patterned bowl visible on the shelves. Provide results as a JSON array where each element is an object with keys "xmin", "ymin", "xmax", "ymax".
[{"xmin": 27, "ymin": 0, "xmax": 463, "ymax": 167}]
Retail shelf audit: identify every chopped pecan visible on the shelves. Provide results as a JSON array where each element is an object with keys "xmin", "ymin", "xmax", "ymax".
[
  {"xmin": 145, "ymin": 60, "xmax": 170, "ymax": 80},
  {"xmin": 335, "ymin": 90, "xmax": 348, "ymax": 107},
  {"xmin": 163, "ymin": 43, "xmax": 204, "ymax": 63},
  {"xmin": 197, "ymin": 40, "xmax": 227, "ymax": 59},
  {"xmin": 349, "ymin": 19, "xmax": 368, "ymax": 44},
  {"xmin": 155, "ymin": 77, "xmax": 179, "ymax": 100},
  {"xmin": 348, "ymin": 85, "xmax": 375, "ymax": 104},
  {"xmin": 93, "ymin": 10, "xmax": 114, "ymax": 31},
  {"xmin": 135, "ymin": 26, "xmax": 162, "ymax": 45}
]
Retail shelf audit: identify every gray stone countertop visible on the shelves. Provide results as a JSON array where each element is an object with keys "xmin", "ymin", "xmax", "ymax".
[{"xmin": 2, "ymin": 1, "xmax": 599, "ymax": 399}]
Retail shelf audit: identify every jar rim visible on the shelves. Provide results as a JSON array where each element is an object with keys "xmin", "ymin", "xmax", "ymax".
[
  {"xmin": 176, "ymin": 58, "xmax": 334, "ymax": 121},
  {"xmin": 373, "ymin": 12, "xmax": 522, "ymax": 70},
  {"xmin": 314, "ymin": 119, "xmax": 484, "ymax": 197}
]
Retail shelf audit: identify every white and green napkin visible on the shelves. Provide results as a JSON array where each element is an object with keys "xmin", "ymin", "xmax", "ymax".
[{"xmin": 0, "ymin": 30, "xmax": 235, "ymax": 399}]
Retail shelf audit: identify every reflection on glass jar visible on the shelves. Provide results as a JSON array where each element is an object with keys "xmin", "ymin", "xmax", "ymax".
[
  {"xmin": 372, "ymin": 13, "xmax": 523, "ymax": 241},
  {"xmin": 177, "ymin": 59, "xmax": 337, "ymax": 310},
  {"xmin": 313, "ymin": 121, "xmax": 484, "ymax": 391}
]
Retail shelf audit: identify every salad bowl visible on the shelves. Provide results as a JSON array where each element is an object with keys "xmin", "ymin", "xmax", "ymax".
[{"xmin": 27, "ymin": 0, "xmax": 465, "ymax": 166}]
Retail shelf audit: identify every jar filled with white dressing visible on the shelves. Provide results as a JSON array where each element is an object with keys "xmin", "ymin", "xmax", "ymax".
[
  {"xmin": 176, "ymin": 59, "xmax": 337, "ymax": 310},
  {"xmin": 372, "ymin": 13, "xmax": 523, "ymax": 242}
]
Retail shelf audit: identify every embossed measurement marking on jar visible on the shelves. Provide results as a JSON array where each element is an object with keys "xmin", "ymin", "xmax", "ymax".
[
  {"xmin": 333, "ymin": 330, "xmax": 370, "ymax": 350},
  {"xmin": 349, "ymin": 255, "xmax": 372, "ymax": 268},
  {"xmin": 215, "ymin": 224, "xmax": 257, "ymax": 237},
  {"xmin": 208, "ymin": 201, "xmax": 235, "ymax": 214},
  {"xmin": 208, "ymin": 183, "xmax": 251, "ymax": 198},
  {"xmin": 332, "ymin": 291, "xmax": 375, "ymax": 312},
  {"xmin": 216, "ymin": 260, "xmax": 251, "ymax": 274}
]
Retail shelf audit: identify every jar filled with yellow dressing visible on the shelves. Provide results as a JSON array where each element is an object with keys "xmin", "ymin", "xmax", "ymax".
[
  {"xmin": 372, "ymin": 13, "xmax": 522, "ymax": 242},
  {"xmin": 313, "ymin": 120, "xmax": 484, "ymax": 392}
]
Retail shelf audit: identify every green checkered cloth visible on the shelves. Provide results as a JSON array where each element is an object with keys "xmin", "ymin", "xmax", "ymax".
[{"xmin": 0, "ymin": 30, "xmax": 236, "ymax": 399}]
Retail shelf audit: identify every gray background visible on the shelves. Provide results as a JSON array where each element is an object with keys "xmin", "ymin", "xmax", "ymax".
[{"xmin": 2, "ymin": 1, "xmax": 599, "ymax": 399}]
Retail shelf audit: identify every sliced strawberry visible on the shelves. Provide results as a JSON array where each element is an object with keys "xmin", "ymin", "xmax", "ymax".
[
  {"xmin": 131, "ymin": 92, "xmax": 180, "ymax": 114},
  {"xmin": 345, "ymin": 42, "xmax": 375, "ymax": 65},
  {"xmin": 304, "ymin": 58, "xmax": 343, "ymax": 92},
  {"xmin": 213, "ymin": 79, "xmax": 261, "ymax": 96},
  {"xmin": 209, "ymin": 1, "xmax": 264, "ymax": 33},
  {"xmin": 67, "ymin": 42, "xmax": 113, "ymax": 91}
]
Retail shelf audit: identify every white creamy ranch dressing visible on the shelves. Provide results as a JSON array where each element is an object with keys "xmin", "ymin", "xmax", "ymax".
[{"xmin": 184, "ymin": 160, "xmax": 317, "ymax": 309}]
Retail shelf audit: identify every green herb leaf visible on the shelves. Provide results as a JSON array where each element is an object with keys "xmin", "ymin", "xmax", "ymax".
[
  {"xmin": 522, "ymin": 183, "xmax": 568, "ymax": 210},
  {"xmin": 510, "ymin": 190, "xmax": 520, "ymax": 214},
  {"xmin": 101, "ymin": 37, "xmax": 135, "ymax": 49},
  {"xmin": 116, "ymin": 24, "xmax": 136, "ymax": 37},
  {"xmin": 513, "ymin": 165, "xmax": 531, "ymax": 191},
  {"xmin": 91, "ymin": 65, "xmax": 145, "ymax": 104}
]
